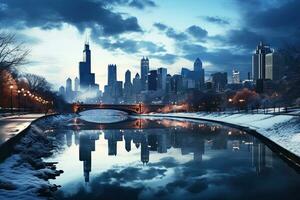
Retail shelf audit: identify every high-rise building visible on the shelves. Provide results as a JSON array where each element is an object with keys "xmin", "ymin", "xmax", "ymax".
[
  {"xmin": 114, "ymin": 81, "xmax": 123, "ymax": 98},
  {"xmin": 74, "ymin": 77, "xmax": 80, "ymax": 92},
  {"xmin": 171, "ymin": 74, "xmax": 183, "ymax": 93},
  {"xmin": 157, "ymin": 67, "xmax": 167, "ymax": 90},
  {"xmin": 133, "ymin": 73, "xmax": 142, "ymax": 94},
  {"xmin": 108, "ymin": 64, "xmax": 117, "ymax": 86},
  {"xmin": 124, "ymin": 70, "xmax": 133, "ymax": 101},
  {"xmin": 59, "ymin": 86, "xmax": 65, "ymax": 96},
  {"xmin": 252, "ymin": 41, "xmax": 272, "ymax": 80},
  {"xmin": 66, "ymin": 78, "xmax": 72, "ymax": 95},
  {"xmin": 193, "ymin": 58, "xmax": 205, "ymax": 88},
  {"xmin": 181, "ymin": 68, "xmax": 196, "ymax": 90},
  {"xmin": 141, "ymin": 57, "xmax": 149, "ymax": 91},
  {"xmin": 79, "ymin": 42, "xmax": 96, "ymax": 90},
  {"xmin": 166, "ymin": 74, "xmax": 172, "ymax": 93},
  {"xmin": 265, "ymin": 52, "xmax": 284, "ymax": 81},
  {"xmin": 194, "ymin": 57, "xmax": 202, "ymax": 72},
  {"xmin": 232, "ymin": 69, "xmax": 240, "ymax": 84},
  {"xmin": 148, "ymin": 70, "xmax": 158, "ymax": 91},
  {"xmin": 211, "ymin": 72, "xmax": 228, "ymax": 92},
  {"xmin": 125, "ymin": 70, "xmax": 131, "ymax": 84}
]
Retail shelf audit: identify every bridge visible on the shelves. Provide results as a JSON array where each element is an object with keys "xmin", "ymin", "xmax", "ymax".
[{"xmin": 72, "ymin": 103, "xmax": 169, "ymax": 114}]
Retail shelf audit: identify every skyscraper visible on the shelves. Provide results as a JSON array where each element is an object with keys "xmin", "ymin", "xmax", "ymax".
[
  {"xmin": 194, "ymin": 57, "xmax": 202, "ymax": 72},
  {"xmin": 66, "ymin": 77, "xmax": 72, "ymax": 95},
  {"xmin": 125, "ymin": 70, "xmax": 131, "ymax": 84},
  {"xmin": 141, "ymin": 57, "xmax": 149, "ymax": 91},
  {"xmin": 211, "ymin": 72, "xmax": 228, "ymax": 92},
  {"xmin": 79, "ymin": 42, "xmax": 96, "ymax": 90},
  {"xmin": 74, "ymin": 77, "xmax": 80, "ymax": 92},
  {"xmin": 108, "ymin": 64, "xmax": 117, "ymax": 86},
  {"xmin": 148, "ymin": 70, "xmax": 158, "ymax": 91},
  {"xmin": 59, "ymin": 86, "xmax": 65, "ymax": 96},
  {"xmin": 157, "ymin": 67, "xmax": 167, "ymax": 90},
  {"xmin": 232, "ymin": 69, "xmax": 240, "ymax": 84},
  {"xmin": 193, "ymin": 58, "xmax": 205, "ymax": 89},
  {"xmin": 252, "ymin": 41, "xmax": 272, "ymax": 80},
  {"xmin": 265, "ymin": 52, "xmax": 284, "ymax": 81},
  {"xmin": 171, "ymin": 74, "xmax": 183, "ymax": 93},
  {"xmin": 133, "ymin": 73, "xmax": 142, "ymax": 94},
  {"xmin": 124, "ymin": 70, "xmax": 133, "ymax": 101}
]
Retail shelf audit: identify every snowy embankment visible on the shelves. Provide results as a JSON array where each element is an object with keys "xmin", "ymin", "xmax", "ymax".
[
  {"xmin": 0, "ymin": 115, "xmax": 73, "ymax": 200},
  {"xmin": 148, "ymin": 112, "xmax": 300, "ymax": 157}
]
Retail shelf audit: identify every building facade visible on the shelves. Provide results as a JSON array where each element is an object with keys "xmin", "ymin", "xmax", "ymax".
[
  {"xmin": 141, "ymin": 57, "xmax": 149, "ymax": 91},
  {"xmin": 79, "ymin": 42, "xmax": 97, "ymax": 90},
  {"xmin": 252, "ymin": 42, "xmax": 272, "ymax": 80},
  {"xmin": 232, "ymin": 69, "xmax": 240, "ymax": 84},
  {"xmin": 211, "ymin": 72, "xmax": 228, "ymax": 92},
  {"xmin": 265, "ymin": 52, "xmax": 283, "ymax": 81}
]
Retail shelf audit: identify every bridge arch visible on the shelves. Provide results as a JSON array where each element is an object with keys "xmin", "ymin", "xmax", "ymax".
[{"xmin": 72, "ymin": 103, "xmax": 143, "ymax": 115}]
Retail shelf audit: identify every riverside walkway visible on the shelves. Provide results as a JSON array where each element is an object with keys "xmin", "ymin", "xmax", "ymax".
[{"xmin": 0, "ymin": 114, "xmax": 44, "ymax": 146}]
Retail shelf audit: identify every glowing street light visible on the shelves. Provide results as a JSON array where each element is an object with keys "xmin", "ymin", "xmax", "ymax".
[
  {"xmin": 9, "ymin": 84, "xmax": 13, "ymax": 113},
  {"xmin": 17, "ymin": 90, "xmax": 21, "ymax": 113}
]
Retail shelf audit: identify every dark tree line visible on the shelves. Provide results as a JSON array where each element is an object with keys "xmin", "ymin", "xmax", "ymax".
[{"xmin": 0, "ymin": 32, "xmax": 68, "ymax": 112}]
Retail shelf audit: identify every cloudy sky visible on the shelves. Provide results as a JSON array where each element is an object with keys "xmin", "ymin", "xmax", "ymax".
[{"xmin": 0, "ymin": 0, "xmax": 299, "ymax": 90}]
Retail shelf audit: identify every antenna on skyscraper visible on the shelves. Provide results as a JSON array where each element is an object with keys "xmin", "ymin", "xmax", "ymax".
[{"xmin": 85, "ymin": 33, "xmax": 89, "ymax": 45}]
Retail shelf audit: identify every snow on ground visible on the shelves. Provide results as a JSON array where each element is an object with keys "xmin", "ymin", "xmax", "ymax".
[
  {"xmin": 0, "ymin": 114, "xmax": 73, "ymax": 200},
  {"xmin": 148, "ymin": 112, "xmax": 300, "ymax": 157}
]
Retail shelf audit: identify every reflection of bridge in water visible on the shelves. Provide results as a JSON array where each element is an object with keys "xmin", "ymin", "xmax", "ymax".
[{"xmin": 59, "ymin": 118, "xmax": 274, "ymax": 183}]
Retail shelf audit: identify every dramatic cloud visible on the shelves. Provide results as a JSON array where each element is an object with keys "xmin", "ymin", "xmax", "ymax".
[
  {"xmin": 233, "ymin": 0, "xmax": 300, "ymax": 47},
  {"xmin": 202, "ymin": 16, "xmax": 230, "ymax": 25},
  {"xmin": 186, "ymin": 25, "xmax": 208, "ymax": 39},
  {"xmin": 214, "ymin": 28, "xmax": 266, "ymax": 50},
  {"xmin": 166, "ymin": 28, "xmax": 188, "ymax": 41},
  {"xmin": 153, "ymin": 22, "xmax": 168, "ymax": 31},
  {"xmin": 99, "ymin": 38, "xmax": 166, "ymax": 54},
  {"xmin": 246, "ymin": 1, "xmax": 300, "ymax": 31},
  {"xmin": 153, "ymin": 22, "xmax": 189, "ymax": 41},
  {"xmin": 0, "ymin": 0, "xmax": 142, "ymax": 36},
  {"xmin": 152, "ymin": 53, "xmax": 178, "ymax": 65},
  {"xmin": 129, "ymin": 0, "xmax": 157, "ymax": 9}
]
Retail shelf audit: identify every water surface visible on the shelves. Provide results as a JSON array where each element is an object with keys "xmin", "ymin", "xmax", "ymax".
[{"xmin": 45, "ymin": 110, "xmax": 300, "ymax": 200}]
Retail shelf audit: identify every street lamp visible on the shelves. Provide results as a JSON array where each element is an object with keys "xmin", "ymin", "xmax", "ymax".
[
  {"xmin": 23, "ymin": 93, "xmax": 27, "ymax": 111},
  {"xmin": 9, "ymin": 84, "xmax": 13, "ymax": 113},
  {"xmin": 17, "ymin": 90, "xmax": 21, "ymax": 113}
]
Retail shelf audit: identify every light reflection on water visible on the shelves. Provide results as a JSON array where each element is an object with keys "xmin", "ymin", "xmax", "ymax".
[{"xmin": 45, "ymin": 115, "xmax": 300, "ymax": 200}]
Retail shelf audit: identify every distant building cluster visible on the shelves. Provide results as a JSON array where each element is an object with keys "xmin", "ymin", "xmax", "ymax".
[
  {"xmin": 58, "ymin": 40, "xmax": 286, "ymax": 104},
  {"xmin": 101, "ymin": 56, "xmax": 208, "ymax": 104}
]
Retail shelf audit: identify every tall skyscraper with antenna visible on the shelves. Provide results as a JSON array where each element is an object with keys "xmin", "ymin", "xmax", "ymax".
[{"xmin": 78, "ymin": 41, "xmax": 99, "ymax": 91}]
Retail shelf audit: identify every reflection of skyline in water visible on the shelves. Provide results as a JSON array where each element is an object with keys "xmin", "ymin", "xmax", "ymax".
[{"xmin": 61, "ymin": 119, "xmax": 275, "ymax": 183}]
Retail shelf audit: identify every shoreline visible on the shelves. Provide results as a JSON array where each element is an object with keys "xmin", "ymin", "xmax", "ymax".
[
  {"xmin": 0, "ymin": 113, "xmax": 58, "ymax": 162},
  {"xmin": 141, "ymin": 113, "xmax": 300, "ymax": 171}
]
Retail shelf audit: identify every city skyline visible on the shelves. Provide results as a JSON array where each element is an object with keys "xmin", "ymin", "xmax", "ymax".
[{"xmin": 0, "ymin": 0, "xmax": 299, "ymax": 90}]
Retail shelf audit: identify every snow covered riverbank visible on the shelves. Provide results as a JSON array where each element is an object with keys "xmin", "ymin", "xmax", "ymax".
[
  {"xmin": 0, "ymin": 115, "xmax": 74, "ymax": 200},
  {"xmin": 146, "ymin": 112, "xmax": 300, "ymax": 158}
]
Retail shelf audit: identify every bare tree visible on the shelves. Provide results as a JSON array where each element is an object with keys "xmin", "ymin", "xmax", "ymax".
[
  {"xmin": 23, "ymin": 73, "xmax": 51, "ymax": 93},
  {"xmin": 0, "ymin": 32, "xmax": 29, "ymax": 104},
  {"xmin": 0, "ymin": 32, "xmax": 29, "ymax": 71}
]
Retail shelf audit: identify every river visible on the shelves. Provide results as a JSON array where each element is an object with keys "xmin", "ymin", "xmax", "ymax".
[{"xmin": 41, "ymin": 109, "xmax": 300, "ymax": 200}]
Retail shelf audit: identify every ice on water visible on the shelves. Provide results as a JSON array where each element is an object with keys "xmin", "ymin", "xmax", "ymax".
[{"xmin": 79, "ymin": 109, "xmax": 128, "ymax": 123}]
